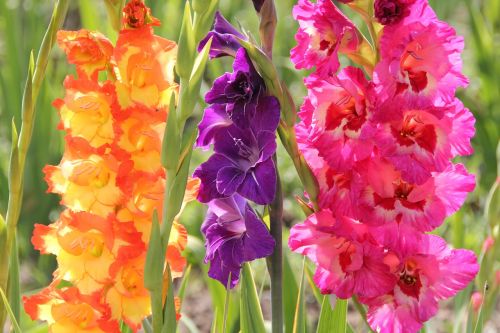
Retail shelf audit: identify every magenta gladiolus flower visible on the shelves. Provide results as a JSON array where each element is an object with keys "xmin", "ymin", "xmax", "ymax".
[
  {"xmin": 289, "ymin": 210, "xmax": 397, "ymax": 298},
  {"xmin": 202, "ymin": 195, "xmax": 275, "ymax": 288},
  {"xmin": 355, "ymin": 158, "xmax": 475, "ymax": 232},
  {"xmin": 373, "ymin": 97, "xmax": 475, "ymax": 184},
  {"xmin": 362, "ymin": 234, "xmax": 478, "ymax": 332},
  {"xmin": 374, "ymin": 17, "xmax": 468, "ymax": 103},
  {"xmin": 299, "ymin": 67, "xmax": 377, "ymax": 170},
  {"xmin": 290, "ymin": 0, "xmax": 362, "ymax": 75}
]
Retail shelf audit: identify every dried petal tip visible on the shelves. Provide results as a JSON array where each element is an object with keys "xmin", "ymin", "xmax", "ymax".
[
  {"xmin": 122, "ymin": 0, "xmax": 160, "ymax": 29},
  {"xmin": 374, "ymin": 0, "xmax": 415, "ymax": 25}
]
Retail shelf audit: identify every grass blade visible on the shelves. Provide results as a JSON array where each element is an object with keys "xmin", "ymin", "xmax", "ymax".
[
  {"xmin": 240, "ymin": 263, "xmax": 266, "ymax": 333},
  {"xmin": 283, "ymin": 252, "xmax": 299, "ymax": 333},
  {"xmin": 0, "ymin": 287, "xmax": 21, "ymax": 333},
  {"xmin": 331, "ymin": 299, "xmax": 348, "ymax": 333},
  {"xmin": 292, "ymin": 259, "xmax": 306, "ymax": 333}
]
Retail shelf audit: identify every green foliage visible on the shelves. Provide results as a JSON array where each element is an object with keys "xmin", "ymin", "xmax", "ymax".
[{"xmin": 240, "ymin": 263, "xmax": 267, "ymax": 333}]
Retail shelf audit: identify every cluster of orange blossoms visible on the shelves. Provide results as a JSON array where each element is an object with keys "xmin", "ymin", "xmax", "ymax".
[{"xmin": 23, "ymin": 1, "xmax": 197, "ymax": 331}]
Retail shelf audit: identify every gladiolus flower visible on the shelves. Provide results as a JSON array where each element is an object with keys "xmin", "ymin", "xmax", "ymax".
[
  {"xmin": 57, "ymin": 29, "xmax": 113, "ymax": 80},
  {"xmin": 194, "ymin": 95, "xmax": 280, "ymax": 205},
  {"xmin": 291, "ymin": 0, "xmax": 363, "ymax": 75},
  {"xmin": 202, "ymin": 195, "xmax": 275, "ymax": 288},
  {"xmin": 362, "ymin": 235, "xmax": 478, "ymax": 333},
  {"xmin": 289, "ymin": 210, "xmax": 397, "ymax": 298},
  {"xmin": 24, "ymin": 285, "xmax": 120, "ymax": 333}
]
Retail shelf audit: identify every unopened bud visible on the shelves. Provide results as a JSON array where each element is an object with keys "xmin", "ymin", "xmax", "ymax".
[
  {"xmin": 482, "ymin": 236, "xmax": 494, "ymax": 252},
  {"xmin": 471, "ymin": 292, "xmax": 483, "ymax": 312}
]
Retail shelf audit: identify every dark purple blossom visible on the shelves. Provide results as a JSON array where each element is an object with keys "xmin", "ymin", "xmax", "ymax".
[
  {"xmin": 203, "ymin": 48, "xmax": 265, "ymax": 130},
  {"xmin": 194, "ymin": 95, "xmax": 280, "ymax": 204},
  {"xmin": 202, "ymin": 195, "xmax": 275, "ymax": 288},
  {"xmin": 198, "ymin": 12, "xmax": 246, "ymax": 59}
]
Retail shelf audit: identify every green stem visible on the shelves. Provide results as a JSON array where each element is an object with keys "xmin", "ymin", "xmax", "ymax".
[{"xmin": 267, "ymin": 155, "xmax": 284, "ymax": 333}]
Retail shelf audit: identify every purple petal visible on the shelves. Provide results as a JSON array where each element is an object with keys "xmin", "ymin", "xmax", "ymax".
[
  {"xmin": 217, "ymin": 165, "xmax": 246, "ymax": 196},
  {"xmin": 207, "ymin": 195, "xmax": 245, "ymax": 222},
  {"xmin": 242, "ymin": 206, "xmax": 275, "ymax": 261},
  {"xmin": 238, "ymin": 157, "xmax": 276, "ymax": 204},
  {"xmin": 205, "ymin": 73, "xmax": 232, "ymax": 104},
  {"xmin": 257, "ymin": 130, "xmax": 277, "ymax": 163},
  {"xmin": 207, "ymin": 252, "xmax": 241, "ymax": 288},
  {"xmin": 193, "ymin": 154, "xmax": 233, "ymax": 203},
  {"xmin": 196, "ymin": 104, "xmax": 232, "ymax": 149},
  {"xmin": 228, "ymin": 100, "xmax": 257, "ymax": 129},
  {"xmin": 213, "ymin": 125, "xmax": 258, "ymax": 166},
  {"xmin": 198, "ymin": 12, "xmax": 245, "ymax": 59},
  {"xmin": 233, "ymin": 48, "xmax": 252, "ymax": 73},
  {"xmin": 251, "ymin": 96, "xmax": 281, "ymax": 133}
]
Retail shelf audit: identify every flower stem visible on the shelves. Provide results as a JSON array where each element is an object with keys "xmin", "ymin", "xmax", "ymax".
[{"xmin": 267, "ymin": 154, "xmax": 284, "ymax": 333}]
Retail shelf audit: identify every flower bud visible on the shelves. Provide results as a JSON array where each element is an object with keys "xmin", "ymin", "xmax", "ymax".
[
  {"xmin": 482, "ymin": 236, "xmax": 494, "ymax": 252},
  {"xmin": 471, "ymin": 292, "xmax": 483, "ymax": 312}
]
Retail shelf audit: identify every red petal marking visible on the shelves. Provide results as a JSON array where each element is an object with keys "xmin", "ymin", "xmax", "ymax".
[
  {"xmin": 325, "ymin": 95, "xmax": 366, "ymax": 133},
  {"xmin": 394, "ymin": 181, "xmax": 426, "ymax": 211},
  {"xmin": 339, "ymin": 243, "xmax": 355, "ymax": 272},
  {"xmin": 398, "ymin": 260, "xmax": 423, "ymax": 299},
  {"xmin": 401, "ymin": 47, "xmax": 428, "ymax": 92},
  {"xmin": 393, "ymin": 115, "xmax": 437, "ymax": 153},
  {"xmin": 407, "ymin": 70, "xmax": 428, "ymax": 92},
  {"xmin": 373, "ymin": 193, "xmax": 396, "ymax": 210},
  {"xmin": 414, "ymin": 124, "xmax": 437, "ymax": 153}
]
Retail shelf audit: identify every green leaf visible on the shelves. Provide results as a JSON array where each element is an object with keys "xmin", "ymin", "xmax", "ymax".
[
  {"xmin": 331, "ymin": 298, "xmax": 348, "ymax": 333},
  {"xmin": 8, "ymin": 118, "xmax": 20, "ymax": 195},
  {"xmin": 143, "ymin": 318, "xmax": 153, "ymax": 333},
  {"xmin": 283, "ymin": 252, "xmax": 299, "ymax": 333},
  {"xmin": 162, "ymin": 95, "xmax": 180, "ymax": 171},
  {"xmin": 240, "ymin": 263, "xmax": 266, "ymax": 333},
  {"xmin": 193, "ymin": 0, "xmax": 219, "ymax": 42},
  {"xmin": 305, "ymin": 263, "xmax": 322, "ymax": 305},
  {"xmin": 176, "ymin": 1, "xmax": 195, "ymax": 80},
  {"xmin": 164, "ymin": 148, "xmax": 193, "ymax": 231},
  {"xmin": 316, "ymin": 297, "xmax": 348, "ymax": 333},
  {"xmin": 292, "ymin": 259, "xmax": 306, "ymax": 333},
  {"xmin": 7, "ymin": 233, "xmax": 20, "ymax": 324},
  {"xmin": 179, "ymin": 37, "xmax": 212, "ymax": 123},
  {"xmin": 144, "ymin": 211, "xmax": 165, "ymax": 332},
  {"xmin": 161, "ymin": 265, "xmax": 178, "ymax": 333},
  {"xmin": 316, "ymin": 296, "xmax": 334, "ymax": 333},
  {"xmin": 211, "ymin": 308, "xmax": 219, "ymax": 333},
  {"xmin": 0, "ymin": 287, "xmax": 21, "ymax": 333},
  {"xmin": 178, "ymin": 264, "xmax": 192, "ymax": 302}
]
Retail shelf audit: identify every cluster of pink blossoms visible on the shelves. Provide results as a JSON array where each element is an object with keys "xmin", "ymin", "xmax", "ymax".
[{"xmin": 289, "ymin": 0, "xmax": 479, "ymax": 331}]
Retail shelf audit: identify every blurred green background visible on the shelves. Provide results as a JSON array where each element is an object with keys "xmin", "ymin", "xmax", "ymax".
[{"xmin": 0, "ymin": 0, "xmax": 498, "ymax": 332}]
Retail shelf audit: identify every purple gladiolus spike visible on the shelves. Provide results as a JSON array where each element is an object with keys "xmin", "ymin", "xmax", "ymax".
[
  {"xmin": 202, "ymin": 195, "xmax": 275, "ymax": 288},
  {"xmin": 198, "ymin": 12, "xmax": 246, "ymax": 59}
]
